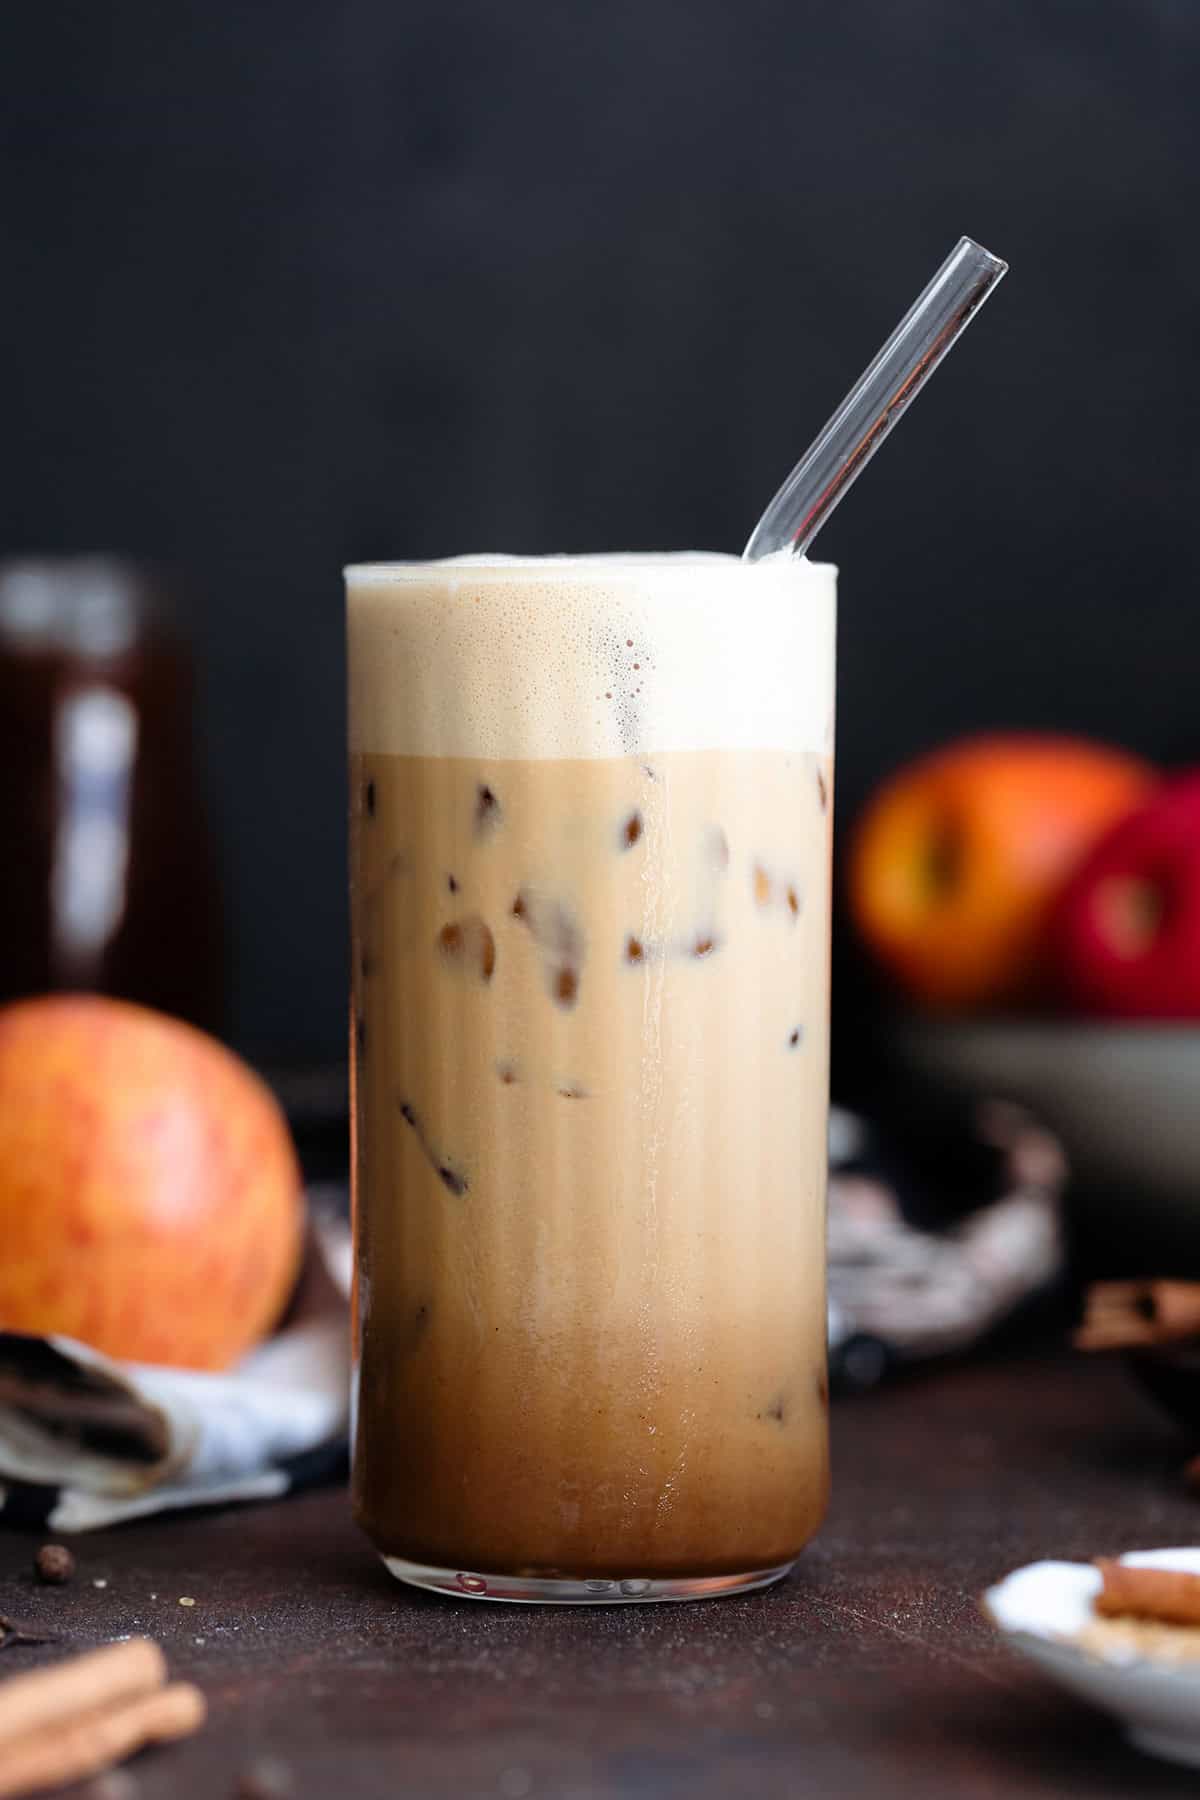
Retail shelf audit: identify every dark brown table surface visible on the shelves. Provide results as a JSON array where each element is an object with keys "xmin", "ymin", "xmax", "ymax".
[{"xmin": 4, "ymin": 1348, "xmax": 1200, "ymax": 1799}]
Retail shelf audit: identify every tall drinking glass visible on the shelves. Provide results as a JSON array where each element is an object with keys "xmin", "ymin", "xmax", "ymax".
[{"xmin": 347, "ymin": 553, "xmax": 835, "ymax": 1602}]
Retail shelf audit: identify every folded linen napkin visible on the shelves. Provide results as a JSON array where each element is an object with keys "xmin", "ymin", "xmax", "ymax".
[{"xmin": 0, "ymin": 1194, "xmax": 350, "ymax": 1532}]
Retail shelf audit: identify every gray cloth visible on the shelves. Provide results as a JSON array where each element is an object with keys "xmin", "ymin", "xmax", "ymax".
[{"xmin": 828, "ymin": 1102, "xmax": 1067, "ymax": 1378}]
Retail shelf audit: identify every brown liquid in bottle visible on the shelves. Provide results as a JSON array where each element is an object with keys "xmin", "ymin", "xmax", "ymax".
[{"xmin": 0, "ymin": 559, "xmax": 224, "ymax": 1030}]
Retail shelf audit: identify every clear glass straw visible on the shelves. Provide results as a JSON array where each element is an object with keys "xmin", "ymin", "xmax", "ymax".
[{"xmin": 743, "ymin": 236, "xmax": 1007, "ymax": 562}]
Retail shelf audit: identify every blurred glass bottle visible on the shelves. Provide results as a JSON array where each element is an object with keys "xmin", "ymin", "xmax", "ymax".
[{"xmin": 0, "ymin": 558, "xmax": 225, "ymax": 1031}]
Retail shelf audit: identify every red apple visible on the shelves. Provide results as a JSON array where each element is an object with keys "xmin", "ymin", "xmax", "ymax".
[{"xmin": 1051, "ymin": 772, "xmax": 1200, "ymax": 1017}]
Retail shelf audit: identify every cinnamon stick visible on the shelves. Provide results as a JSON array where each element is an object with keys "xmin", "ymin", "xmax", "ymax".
[
  {"xmin": 0, "ymin": 1639, "xmax": 165, "ymax": 1749},
  {"xmin": 1094, "ymin": 1558, "xmax": 1200, "ymax": 1625},
  {"xmin": 1075, "ymin": 1280, "xmax": 1200, "ymax": 1350},
  {"xmin": 0, "ymin": 1680, "xmax": 205, "ymax": 1798}
]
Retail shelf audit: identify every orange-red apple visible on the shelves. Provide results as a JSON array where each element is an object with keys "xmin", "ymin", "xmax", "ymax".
[
  {"xmin": 0, "ymin": 995, "xmax": 303, "ymax": 1369},
  {"xmin": 848, "ymin": 734, "xmax": 1155, "ymax": 1010}
]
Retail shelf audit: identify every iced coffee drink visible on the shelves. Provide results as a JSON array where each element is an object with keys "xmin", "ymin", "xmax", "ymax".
[{"xmin": 347, "ymin": 553, "xmax": 835, "ymax": 1602}]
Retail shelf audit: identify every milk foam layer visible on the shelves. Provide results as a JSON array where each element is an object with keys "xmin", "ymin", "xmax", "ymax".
[{"xmin": 346, "ymin": 553, "xmax": 836, "ymax": 761}]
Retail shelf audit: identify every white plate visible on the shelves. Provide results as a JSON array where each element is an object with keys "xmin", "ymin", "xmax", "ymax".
[{"xmin": 985, "ymin": 1549, "xmax": 1200, "ymax": 1769}]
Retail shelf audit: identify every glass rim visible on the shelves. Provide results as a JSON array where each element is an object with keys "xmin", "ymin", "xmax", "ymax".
[{"xmin": 344, "ymin": 551, "xmax": 837, "ymax": 583}]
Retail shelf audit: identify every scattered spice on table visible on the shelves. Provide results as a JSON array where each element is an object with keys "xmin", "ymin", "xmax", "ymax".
[
  {"xmin": 33, "ymin": 1545, "xmax": 75, "ymax": 1586},
  {"xmin": 82, "ymin": 1770, "xmax": 140, "ymax": 1800},
  {"xmin": 0, "ymin": 1616, "xmax": 60, "ymax": 1653},
  {"xmin": 236, "ymin": 1755, "xmax": 295, "ymax": 1798}
]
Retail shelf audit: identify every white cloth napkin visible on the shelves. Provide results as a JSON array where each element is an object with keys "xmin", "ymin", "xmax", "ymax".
[{"xmin": 0, "ymin": 1196, "xmax": 351, "ymax": 1533}]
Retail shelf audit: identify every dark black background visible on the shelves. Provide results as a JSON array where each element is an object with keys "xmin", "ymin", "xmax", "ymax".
[{"xmin": 3, "ymin": 1, "xmax": 1197, "ymax": 1069}]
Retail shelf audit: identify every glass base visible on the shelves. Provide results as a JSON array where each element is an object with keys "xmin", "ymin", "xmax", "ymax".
[{"xmin": 380, "ymin": 1554, "xmax": 795, "ymax": 1604}]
